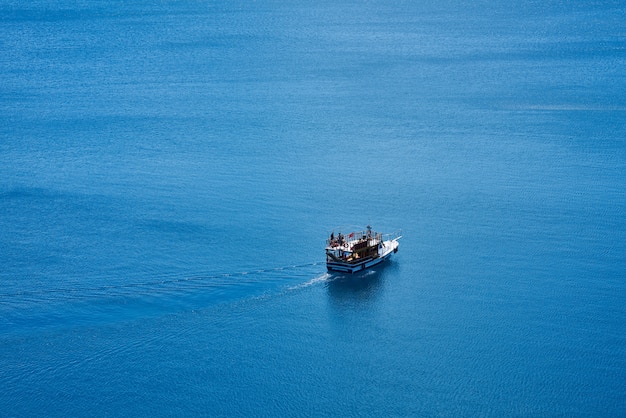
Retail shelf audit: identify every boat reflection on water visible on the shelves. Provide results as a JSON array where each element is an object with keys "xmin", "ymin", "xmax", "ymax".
[{"xmin": 325, "ymin": 268, "xmax": 386, "ymax": 306}]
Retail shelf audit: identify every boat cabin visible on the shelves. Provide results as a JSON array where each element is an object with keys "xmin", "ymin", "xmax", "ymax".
[{"xmin": 326, "ymin": 227, "xmax": 383, "ymax": 264}]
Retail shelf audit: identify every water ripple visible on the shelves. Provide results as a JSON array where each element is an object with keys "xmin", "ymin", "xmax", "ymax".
[{"xmin": 0, "ymin": 262, "xmax": 326, "ymax": 334}]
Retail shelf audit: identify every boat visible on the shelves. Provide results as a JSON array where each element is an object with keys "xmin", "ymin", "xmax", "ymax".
[{"xmin": 325, "ymin": 225, "xmax": 401, "ymax": 273}]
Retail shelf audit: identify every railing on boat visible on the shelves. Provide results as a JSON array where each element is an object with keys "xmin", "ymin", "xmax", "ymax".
[
  {"xmin": 326, "ymin": 228, "xmax": 400, "ymax": 248},
  {"xmin": 384, "ymin": 229, "xmax": 402, "ymax": 242}
]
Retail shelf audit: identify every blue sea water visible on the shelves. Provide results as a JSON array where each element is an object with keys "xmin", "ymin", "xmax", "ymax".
[{"xmin": 1, "ymin": 0, "xmax": 625, "ymax": 415}]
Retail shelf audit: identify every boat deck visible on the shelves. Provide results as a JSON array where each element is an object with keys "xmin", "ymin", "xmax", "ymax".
[{"xmin": 325, "ymin": 227, "xmax": 401, "ymax": 273}]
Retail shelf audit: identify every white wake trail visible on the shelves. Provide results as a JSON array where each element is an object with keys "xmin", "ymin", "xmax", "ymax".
[{"xmin": 288, "ymin": 273, "xmax": 332, "ymax": 291}]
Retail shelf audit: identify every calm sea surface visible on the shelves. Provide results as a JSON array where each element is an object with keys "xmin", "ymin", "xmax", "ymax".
[{"xmin": 1, "ymin": 1, "xmax": 625, "ymax": 416}]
